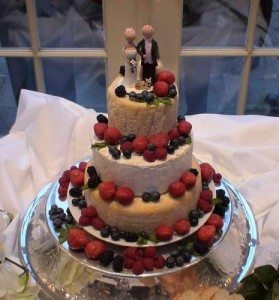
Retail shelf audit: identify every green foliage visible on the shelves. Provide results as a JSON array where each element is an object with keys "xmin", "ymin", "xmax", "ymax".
[
  {"xmin": 58, "ymin": 224, "xmax": 75, "ymax": 244},
  {"xmin": 91, "ymin": 141, "xmax": 107, "ymax": 150}
]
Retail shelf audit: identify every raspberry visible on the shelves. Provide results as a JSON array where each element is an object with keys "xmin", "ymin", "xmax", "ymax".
[
  {"xmin": 155, "ymin": 224, "xmax": 173, "ymax": 241},
  {"xmin": 180, "ymin": 171, "xmax": 197, "ymax": 189},
  {"xmin": 153, "ymin": 255, "xmax": 166, "ymax": 269},
  {"xmin": 149, "ymin": 133, "xmax": 169, "ymax": 148},
  {"xmin": 85, "ymin": 240, "xmax": 106, "ymax": 259},
  {"xmin": 96, "ymin": 114, "xmax": 108, "ymax": 124},
  {"xmin": 78, "ymin": 215, "xmax": 91, "ymax": 226},
  {"xmin": 200, "ymin": 163, "xmax": 214, "ymax": 183},
  {"xmin": 135, "ymin": 249, "xmax": 144, "ymax": 260},
  {"xmin": 153, "ymin": 81, "xmax": 169, "ymax": 97},
  {"xmin": 124, "ymin": 257, "xmax": 135, "ymax": 269},
  {"xmin": 99, "ymin": 181, "xmax": 117, "ymax": 201},
  {"xmin": 168, "ymin": 181, "xmax": 186, "ymax": 198},
  {"xmin": 62, "ymin": 170, "xmax": 71, "ymax": 181},
  {"xmin": 115, "ymin": 85, "xmax": 126, "ymax": 97},
  {"xmin": 143, "ymin": 150, "xmax": 156, "ymax": 162},
  {"xmin": 206, "ymin": 214, "xmax": 224, "ymax": 229},
  {"xmin": 154, "ymin": 147, "xmax": 167, "ymax": 160},
  {"xmin": 81, "ymin": 206, "xmax": 98, "ymax": 218},
  {"xmin": 132, "ymin": 260, "xmax": 145, "ymax": 275},
  {"xmin": 67, "ymin": 228, "xmax": 89, "ymax": 250},
  {"xmin": 93, "ymin": 123, "xmax": 108, "ymax": 140},
  {"xmin": 91, "ymin": 217, "xmax": 105, "ymax": 230},
  {"xmin": 196, "ymin": 225, "xmax": 216, "ymax": 246},
  {"xmin": 200, "ymin": 189, "xmax": 213, "ymax": 202},
  {"xmin": 177, "ymin": 120, "xmax": 192, "ymax": 137},
  {"xmin": 70, "ymin": 170, "xmax": 85, "ymax": 187},
  {"xmin": 174, "ymin": 219, "xmax": 190, "ymax": 235},
  {"xmin": 123, "ymin": 247, "xmax": 137, "ymax": 259},
  {"xmin": 156, "ymin": 71, "xmax": 175, "ymax": 85},
  {"xmin": 132, "ymin": 136, "xmax": 149, "ymax": 154},
  {"xmin": 213, "ymin": 173, "xmax": 222, "ymax": 184},
  {"xmin": 143, "ymin": 257, "xmax": 154, "ymax": 271},
  {"xmin": 144, "ymin": 246, "xmax": 157, "ymax": 258},
  {"xmin": 168, "ymin": 128, "xmax": 180, "ymax": 141},
  {"xmin": 120, "ymin": 141, "xmax": 132, "ymax": 153},
  {"xmin": 104, "ymin": 127, "xmax": 121, "ymax": 145},
  {"xmin": 78, "ymin": 162, "xmax": 87, "ymax": 173},
  {"xmin": 115, "ymin": 186, "xmax": 134, "ymax": 205},
  {"xmin": 197, "ymin": 198, "xmax": 213, "ymax": 213},
  {"xmin": 59, "ymin": 176, "xmax": 69, "ymax": 187},
  {"xmin": 58, "ymin": 185, "xmax": 67, "ymax": 198}
]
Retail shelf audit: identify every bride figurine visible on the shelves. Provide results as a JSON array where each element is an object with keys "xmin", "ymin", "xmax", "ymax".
[{"xmin": 122, "ymin": 28, "xmax": 138, "ymax": 89}]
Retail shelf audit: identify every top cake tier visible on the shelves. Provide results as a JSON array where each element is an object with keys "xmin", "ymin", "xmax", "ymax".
[{"xmin": 107, "ymin": 77, "xmax": 179, "ymax": 137}]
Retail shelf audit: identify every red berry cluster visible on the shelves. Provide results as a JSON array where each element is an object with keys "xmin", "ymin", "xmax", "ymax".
[
  {"xmin": 78, "ymin": 205, "xmax": 106, "ymax": 230},
  {"xmin": 200, "ymin": 162, "xmax": 222, "ymax": 185},
  {"xmin": 58, "ymin": 161, "xmax": 87, "ymax": 198},
  {"xmin": 153, "ymin": 71, "xmax": 176, "ymax": 98}
]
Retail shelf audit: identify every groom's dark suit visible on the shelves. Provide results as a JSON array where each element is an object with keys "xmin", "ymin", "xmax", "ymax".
[{"xmin": 136, "ymin": 38, "xmax": 159, "ymax": 84}]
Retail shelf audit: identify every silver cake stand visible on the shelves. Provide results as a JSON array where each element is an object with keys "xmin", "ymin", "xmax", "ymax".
[{"xmin": 19, "ymin": 171, "xmax": 257, "ymax": 299}]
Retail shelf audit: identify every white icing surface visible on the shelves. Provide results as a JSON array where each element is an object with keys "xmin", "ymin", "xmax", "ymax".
[{"xmin": 92, "ymin": 142, "xmax": 193, "ymax": 196}]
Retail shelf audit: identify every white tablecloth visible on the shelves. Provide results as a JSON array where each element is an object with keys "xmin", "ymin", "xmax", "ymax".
[{"xmin": 0, "ymin": 89, "xmax": 279, "ymax": 268}]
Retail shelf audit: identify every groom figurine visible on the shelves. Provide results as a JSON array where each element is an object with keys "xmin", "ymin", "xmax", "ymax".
[{"xmin": 136, "ymin": 24, "xmax": 159, "ymax": 85}]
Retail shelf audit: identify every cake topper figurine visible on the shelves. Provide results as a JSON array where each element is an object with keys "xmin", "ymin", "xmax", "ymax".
[
  {"xmin": 136, "ymin": 24, "xmax": 159, "ymax": 85},
  {"xmin": 122, "ymin": 28, "xmax": 138, "ymax": 88}
]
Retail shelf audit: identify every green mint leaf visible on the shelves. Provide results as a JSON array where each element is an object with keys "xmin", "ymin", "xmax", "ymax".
[
  {"xmin": 185, "ymin": 136, "xmax": 192, "ymax": 144},
  {"xmin": 212, "ymin": 198, "xmax": 223, "ymax": 205},
  {"xmin": 137, "ymin": 237, "xmax": 148, "ymax": 246},
  {"xmin": 91, "ymin": 141, "xmax": 107, "ymax": 150},
  {"xmin": 158, "ymin": 97, "xmax": 172, "ymax": 106},
  {"xmin": 58, "ymin": 225, "xmax": 74, "ymax": 244},
  {"xmin": 148, "ymin": 234, "xmax": 159, "ymax": 244}
]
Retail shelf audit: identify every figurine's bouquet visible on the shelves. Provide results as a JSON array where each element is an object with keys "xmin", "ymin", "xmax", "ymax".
[{"xmin": 130, "ymin": 59, "xmax": 137, "ymax": 74}]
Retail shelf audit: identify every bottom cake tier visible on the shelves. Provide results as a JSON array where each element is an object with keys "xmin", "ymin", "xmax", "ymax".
[{"xmin": 85, "ymin": 156, "xmax": 202, "ymax": 233}]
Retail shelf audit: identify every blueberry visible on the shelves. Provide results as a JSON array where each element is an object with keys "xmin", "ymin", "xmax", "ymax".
[
  {"xmin": 78, "ymin": 199, "xmax": 87, "ymax": 209},
  {"xmin": 167, "ymin": 145, "xmax": 175, "ymax": 154},
  {"xmin": 69, "ymin": 187, "xmax": 82, "ymax": 198},
  {"xmin": 222, "ymin": 196, "xmax": 230, "ymax": 207},
  {"xmin": 142, "ymin": 90, "xmax": 149, "ymax": 99},
  {"xmin": 72, "ymin": 198, "xmax": 79, "ymax": 207},
  {"xmin": 146, "ymin": 93, "xmax": 155, "ymax": 103},
  {"xmin": 123, "ymin": 149, "xmax": 132, "ymax": 159},
  {"xmin": 111, "ymin": 231, "xmax": 120, "ymax": 241},
  {"xmin": 176, "ymin": 256, "xmax": 184, "ymax": 267},
  {"xmin": 120, "ymin": 135, "xmax": 128, "ymax": 144},
  {"xmin": 170, "ymin": 139, "xmax": 180, "ymax": 149},
  {"xmin": 96, "ymin": 114, "xmax": 108, "ymax": 124},
  {"xmin": 50, "ymin": 214, "xmax": 58, "ymax": 221},
  {"xmin": 169, "ymin": 84, "xmax": 176, "ymax": 90},
  {"xmin": 111, "ymin": 227, "xmax": 119, "ymax": 233},
  {"xmin": 57, "ymin": 208, "xmax": 64, "ymax": 214},
  {"xmin": 66, "ymin": 215, "xmax": 74, "ymax": 224},
  {"xmin": 147, "ymin": 143, "xmax": 155, "ymax": 151},
  {"xmin": 59, "ymin": 212, "xmax": 66, "ymax": 220},
  {"xmin": 142, "ymin": 192, "xmax": 152, "ymax": 202},
  {"xmin": 197, "ymin": 208, "xmax": 204, "ymax": 218},
  {"xmin": 66, "ymin": 207, "xmax": 71, "ymax": 215},
  {"xmin": 48, "ymin": 209, "xmax": 56, "ymax": 216},
  {"xmin": 178, "ymin": 136, "xmax": 186, "ymax": 145},
  {"xmin": 127, "ymin": 134, "xmax": 136, "ymax": 142},
  {"xmin": 112, "ymin": 149, "xmax": 121, "ymax": 159},
  {"xmin": 216, "ymin": 189, "xmax": 226, "ymax": 199},
  {"xmin": 182, "ymin": 251, "xmax": 192, "ymax": 263},
  {"xmin": 214, "ymin": 204, "xmax": 225, "ymax": 217},
  {"xmin": 129, "ymin": 91, "xmax": 137, "ymax": 99},
  {"xmin": 170, "ymin": 250, "xmax": 180, "ymax": 257},
  {"xmin": 137, "ymin": 93, "xmax": 143, "ymax": 100},
  {"xmin": 53, "ymin": 218, "xmax": 62, "ymax": 228},
  {"xmin": 87, "ymin": 166, "xmax": 97, "ymax": 177},
  {"xmin": 150, "ymin": 191, "xmax": 160, "ymax": 202},
  {"xmin": 168, "ymin": 89, "xmax": 177, "ymax": 98},
  {"xmin": 177, "ymin": 115, "xmax": 185, "ymax": 122},
  {"xmin": 51, "ymin": 204, "xmax": 58, "ymax": 211},
  {"xmin": 190, "ymin": 217, "xmax": 199, "ymax": 227},
  {"xmin": 100, "ymin": 226, "xmax": 110, "ymax": 238},
  {"xmin": 87, "ymin": 175, "xmax": 101, "ymax": 189},
  {"xmin": 166, "ymin": 256, "xmax": 175, "ymax": 268},
  {"xmin": 124, "ymin": 232, "xmax": 138, "ymax": 242},
  {"xmin": 189, "ymin": 209, "xmax": 199, "ymax": 220},
  {"xmin": 108, "ymin": 145, "xmax": 117, "ymax": 154},
  {"xmin": 115, "ymin": 85, "xmax": 126, "ymax": 97},
  {"xmin": 194, "ymin": 241, "xmax": 208, "ymax": 256},
  {"xmin": 120, "ymin": 230, "xmax": 127, "ymax": 239}
]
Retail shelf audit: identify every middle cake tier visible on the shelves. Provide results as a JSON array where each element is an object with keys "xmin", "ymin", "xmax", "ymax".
[{"xmin": 92, "ymin": 141, "xmax": 193, "ymax": 196}]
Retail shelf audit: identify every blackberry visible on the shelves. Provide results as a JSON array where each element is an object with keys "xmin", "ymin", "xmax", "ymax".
[
  {"xmin": 100, "ymin": 250, "xmax": 114, "ymax": 267},
  {"xmin": 50, "ymin": 214, "xmax": 59, "ymax": 221},
  {"xmin": 48, "ymin": 209, "xmax": 56, "ymax": 216},
  {"xmin": 115, "ymin": 85, "xmax": 126, "ymax": 97},
  {"xmin": 222, "ymin": 196, "xmax": 230, "ymax": 207},
  {"xmin": 53, "ymin": 218, "xmax": 62, "ymax": 228},
  {"xmin": 129, "ymin": 92, "xmax": 137, "ymax": 99},
  {"xmin": 166, "ymin": 256, "xmax": 175, "ymax": 268},
  {"xmin": 176, "ymin": 256, "xmax": 184, "ymax": 267},
  {"xmin": 72, "ymin": 198, "xmax": 79, "ymax": 207},
  {"xmin": 59, "ymin": 212, "xmax": 66, "ymax": 220},
  {"xmin": 216, "ymin": 189, "xmax": 226, "ymax": 199},
  {"xmin": 189, "ymin": 209, "xmax": 199, "ymax": 220},
  {"xmin": 170, "ymin": 139, "xmax": 180, "ymax": 149},
  {"xmin": 142, "ymin": 90, "xmax": 149, "ymax": 99},
  {"xmin": 146, "ymin": 93, "xmax": 155, "ymax": 103},
  {"xmin": 189, "ymin": 168, "xmax": 199, "ymax": 176},
  {"xmin": 112, "ymin": 255, "xmax": 124, "ymax": 272},
  {"xmin": 168, "ymin": 89, "xmax": 177, "ymax": 98},
  {"xmin": 214, "ymin": 204, "xmax": 226, "ymax": 217},
  {"xmin": 120, "ymin": 135, "xmax": 128, "ymax": 144},
  {"xmin": 124, "ymin": 232, "xmax": 138, "ymax": 242},
  {"xmin": 197, "ymin": 208, "xmax": 204, "ymax": 218},
  {"xmin": 123, "ymin": 149, "xmax": 132, "ymax": 159},
  {"xmin": 150, "ymin": 191, "xmax": 160, "ymax": 202},
  {"xmin": 111, "ymin": 149, "xmax": 121, "ymax": 160},
  {"xmin": 182, "ymin": 251, "xmax": 192, "ymax": 263},
  {"xmin": 170, "ymin": 250, "xmax": 179, "ymax": 257},
  {"xmin": 178, "ymin": 136, "xmax": 186, "ymax": 145},
  {"xmin": 142, "ymin": 192, "xmax": 152, "ymax": 202},
  {"xmin": 167, "ymin": 145, "xmax": 175, "ymax": 154},
  {"xmin": 120, "ymin": 230, "xmax": 127, "ymax": 239},
  {"xmin": 177, "ymin": 115, "xmax": 185, "ymax": 122},
  {"xmin": 119, "ymin": 65, "xmax": 125, "ymax": 76},
  {"xmin": 108, "ymin": 145, "xmax": 117, "ymax": 155},
  {"xmin": 147, "ymin": 143, "xmax": 155, "ymax": 151},
  {"xmin": 96, "ymin": 114, "xmax": 108, "ymax": 124},
  {"xmin": 190, "ymin": 217, "xmax": 198, "ymax": 227},
  {"xmin": 78, "ymin": 199, "xmax": 87, "ymax": 209},
  {"xmin": 111, "ymin": 231, "xmax": 121, "ymax": 241},
  {"xmin": 69, "ymin": 187, "xmax": 82, "ymax": 198},
  {"xmin": 127, "ymin": 134, "xmax": 136, "ymax": 142},
  {"xmin": 66, "ymin": 215, "xmax": 74, "ymax": 224},
  {"xmin": 87, "ymin": 175, "xmax": 101, "ymax": 189},
  {"xmin": 100, "ymin": 226, "xmax": 110, "ymax": 238},
  {"xmin": 194, "ymin": 241, "xmax": 208, "ymax": 256},
  {"xmin": 87, "ymin": 166, "xmax": 97, "ymax": 177}
]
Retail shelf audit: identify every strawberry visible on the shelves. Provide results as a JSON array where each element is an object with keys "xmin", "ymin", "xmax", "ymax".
[
  {"xmin": 124, "ymin": 257, "xmax": 135, "ymax": 269},
  {"xmin": 177, "ymin": 120, "xmax": 192, "ymax": 137},
  {"xmin": 213, "ymin": 173, "xmax": 222, "ymax": 184},
  {"xmin": 115, "ymin": 186, "xmax": 134, "ymax": 205},
  {"xmin": 85, "ymin": 240, "xmax": 106, "ymax": 259},
  {"xmin": 155, "ymin": 224, "xmax": 173, "ymax": 241},
  {"xmin": 104, "ymin": 127, "xmax": 121, "ymax": 145},
  {"xmin": 70, "ymin": 170, "xmax": 84, "ymax": 187},
  {"xmin": 198, "ymin": 198, "xmax": 213, "ymax": 213},
  {"xmin": 153, "ymin": 81, "xmax": 169, "ymax": 97},
  {"xmin": 200, "ymin": 163, "xmax": 214, "ymax": 182},
  {"xmin": 132, "ymin": 136, "xmax": 149, "ymax": 154},
  {"xmin": 78, "ymin": 161, "xmax": 87, "ymax": 173},
  {"xmin": 168, "ymin": 181, "xmax": 186, "ymax": 198},
  {"xmin": 153, "ymin": 255, "xmax": 166, "ymax": 269},
  {"xmin": 67, "ymin": 228, "xmax": 89, "ymax": 250},
  {"xmin": 199, "ymin": 189, "xmax": 213, "ymax": 202},
  {"xmin": 149, "ymin": 133, "xmax": 169, "ymax": 148},
  {"xmin": 94, "ymin": 122, "xmax": 108, "ymax": 140},
  {"xmin": 143, "ymin": 257, "xmax": 154, "ymax": 271},
  {"xmin": 174, "ymin": 219, "xmax": 190, "ymax": 235},
  {"xmin": 168, "ymin": 128, "xmax": 180, "ymax": 141},
  {"xmin": 58, "ymin": 185, "xmax": 68, "ymax": 198},
  {"xmin": 180, "ymin": 171, "xmax": 196, "ymax": 189},
  {"xmin": 143, "ymin": 150, "xmax": 156, "ymax": 162},
  {"xmin": 206, "ymin": 214, "xmax": 224, "ymax": 229},
  {"xmin": 99, "ymin": 181, "xmax": 117, "ymax": 201},
  {"xmin": 123, "ymin": 247, "xmax": 137, "ymax": 259},
  {"xmin": 79, "ymin": 215, "xmax": 91, "ymax": 226},
  {"xmin": 154, "ymin": 147, "xmax": 167, "ymax": 160},
  {"xmin": 132, "ymin": 260, "xmax": 145, "ymax": 275},
  {"xmin": 91, "ymin": 217, "xmax": 105, "ymax": 230},
  {"xmin": 156, "ymin": 71, "xmax": 175, "ymax": 85},
  {"xmin": 81, "ymin": 206, "xmax": 98, "ymax": 218},
  {"xmin": 196, "ymin": 225, "xmax": 216, "ymax": 246},
  {"xmin": 144, "ymin": 246, "xmax": 157, "ymax": 258},
  {"xmin": 59, "ymin": 176, "xmax": 69, "ymax": 187},
  {"xmin": 120, "ymin": 141, "xmax": 132, "ymax": 153}
]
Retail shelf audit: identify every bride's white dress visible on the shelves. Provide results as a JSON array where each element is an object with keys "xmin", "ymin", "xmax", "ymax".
[{"xmin": 123, "ymin": 48, "xmax": 137, "ymax": 88}]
